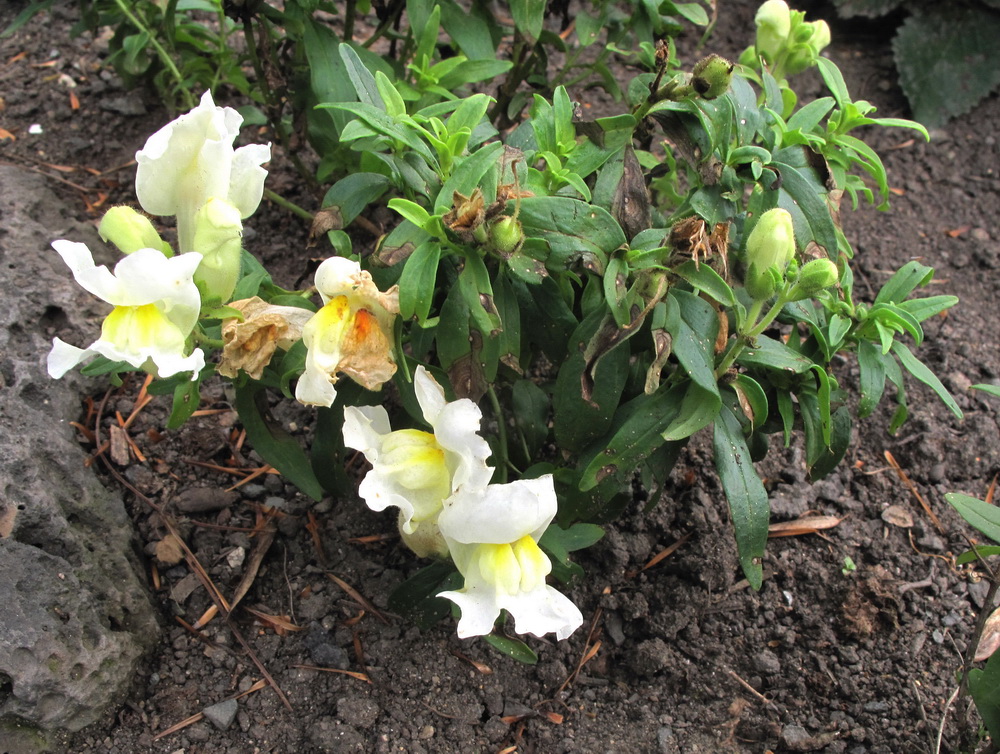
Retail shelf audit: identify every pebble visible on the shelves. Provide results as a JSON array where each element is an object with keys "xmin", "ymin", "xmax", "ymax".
[
  {"xmin": 202, "ymin": 698, "xmax": 238, "ymax": 731},
  {"xmin": 752, "ymin": 649, "xmax": 781, "ymax": 676}
]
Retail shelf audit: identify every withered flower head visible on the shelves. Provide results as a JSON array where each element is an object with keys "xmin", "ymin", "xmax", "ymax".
[{"xmin": 219, "ymin": 296, "xmax": 313, "ymax": 379}]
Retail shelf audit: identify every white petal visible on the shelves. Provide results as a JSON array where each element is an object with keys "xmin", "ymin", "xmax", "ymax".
[
  {"xmin": 47, "ymin": 337, "xmax": 91, "ymax": 378},
  {"xmin": 342, "ymin": 405, "xmax": 391, "ymax": 459},
  {"xmin": 413, "ymin": 365, "xmax": 447, "ymax": 424},
  {"xmin": 313, "ymin": 257, "xmax": 362, "ymax": 305},
  {"xmin": 433, "ymin": 399, "xmax": 493, "ymax": 492},
  {"xmin": 437, "ymin": 585, "xmax": 502, "ymax": 639},
  {"xmin": 439, "ymin": 477, "xmax": 556, "ymax": 546},
  {"xmin": 228, "ymin": 143, "xmax": 271, "ymax": 218},
  {"xmin": 499, "ymin": 585, "xmax": 583, "ymax": 640},
  {"xmin": 294, "ymin": 362, "xmax": 338, "ymax": 407},
  {"xmin": 112, "ymin": 249, "xmax": 202, "ymax": 306},
  {"xmin": 52, "ymin": 240, "xmax": 123, "ymax": 303}
]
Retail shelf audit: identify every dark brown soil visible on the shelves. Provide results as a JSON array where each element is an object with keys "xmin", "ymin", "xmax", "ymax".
[{"xmin": 3, "ymin": 2, "xmax": 1000, "ymax": 752}]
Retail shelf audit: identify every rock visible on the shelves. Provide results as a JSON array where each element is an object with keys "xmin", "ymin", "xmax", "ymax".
[
  {"xmin": 202, "ymin": 699, "xmax": 238, "ymax": 731},
  {"xmin": 0, "ymin": 166, "xmax": 160, "ymax": 749}
]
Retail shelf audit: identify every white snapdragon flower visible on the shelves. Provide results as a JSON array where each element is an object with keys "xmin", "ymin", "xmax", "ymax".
[
  {"xmin": 437, "ymin": 476, "xmax": 584, "ymax": 640},
  {"xmin": 295, "ymin": 257, "xmax": 400, "ymax": 408},
  {"xmin": 342, "ymin": 366, "xmax": 493, "ymax": 539},
  {"xmin": 47, "ymin": 240, "xmax": 205, "ymax": 379},
  {"xmin": 135, "ymin": 90, "xmax": 270, "ymax": 255}
]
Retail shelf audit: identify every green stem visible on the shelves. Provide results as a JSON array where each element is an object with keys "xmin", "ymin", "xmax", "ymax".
[
  {"xmin": 193, "ymin": 329, "xmax": 225, "ymax": 349},
  {"xmin": 714, "ymin": 293, "xmax": 789, "ymax": 378},
  {"xmin": 343, "ymin": 0, "xmax": 357, "ymax": 43},
  {"xmin": 113, "ymin": 0, "xmax": 195, "ymax": 110},
  {"xmin": 486, "ymin": 385, "xmax": 509, "ymax": 484},
  {"xmin": 264, "ymin": 189, "xmax": 314, "ymax": 222}
]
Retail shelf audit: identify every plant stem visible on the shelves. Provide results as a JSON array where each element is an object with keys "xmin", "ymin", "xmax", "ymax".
[
  {"xmin": 113, "ymin": 0, "xmax": 195, "ymax": 110},
  {"xmin": 193, "ymin": 329, "xmax": 225, "ymax": 349},
  {"xmin": 343, "ymin": 0, "xmax": 357, "ymax": 43},
  {"xmin": 486, "ymin": 385, "xmax": 509, "ymax": 484},
  {"xmin": 714, "ymin": 293, "xmax": 789, "ymax": 378},
  {"xmin": 264, "ymin": 189, "xmax": 314, "ymax": 222}
]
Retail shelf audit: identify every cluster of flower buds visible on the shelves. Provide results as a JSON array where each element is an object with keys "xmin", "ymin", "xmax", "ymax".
[
  {"xmin": 743, "ymin": 207, "xmax": 839, "ymax": 301},
  {"xmin": 741, "ymin": 0, "xmax": 831, "ymax": 77}
]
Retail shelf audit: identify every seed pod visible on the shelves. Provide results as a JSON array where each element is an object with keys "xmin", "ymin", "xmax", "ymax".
[
  {"xmin": 489, "ymin": 216, "xmax": 525, "ymax": 256},
  {"xmin": 692, "ymin": 54, "xmax": 734, "ymax": 100}
]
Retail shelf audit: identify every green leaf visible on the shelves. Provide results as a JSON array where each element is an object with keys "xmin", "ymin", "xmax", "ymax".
[
  {"xmin": 897, "ymin": 295, "xmax": 958, "ymax": 323},
  {"xmin": 321, "ymin": 173, "xmax": 391, "ymax": 229},
  {"xmin": 387, "ymin": 560, "xmax": 462, "ymax": 630},
  {"xmin": 713, "ymin": 405, "xmax": 769, "ymax": 590},
  {"xmin": 539, "ymin": 522, "xmax": 605, "ymax": 564},
  {"xmin": 875, "ymin": 260, "xmax": 935, "ymax": 305},
  {"xmin": 579, "ymin": 383, "xmax": 685, "ymax": 492},
  {"xmin": 770, "ymin": 158, "xmax": 839, "ymax": 255},
  {"xmin": 816, "ymin": 57, "xmax": 850, "ymax": 109},
  {"xmin": 518, "ymin": 197, "xmax": 626, "ymax": 272},
  {"xmin": 437, "ymin": 59, "xmax": 514, "ymax": 90},
  {"xmin": 311, "ymin": 405, "xmax": 348, "ymax": 495},
  {"xmin": 857, "ymin": 340, "xmax": 887, "ymax": 418},
  {"xmin": 388, "ymin": 197, "xmax": 432, "ymax": 230},
  {"xmin": 662, "ymin": 290, "xmax": 721, "ymax": 441},
  {"xmin": 894, "ymin": 7, "xmax": 1000, "ymax": 128},
  {"xmin": 736, "ymin": 334, "xmax": 815, "ymax": 374},
  {"xmin": 482, "ymin": 633, "xmax": 538, "ymax": 664},
  {"xmin": 674, "ymin": 259, "xmax": 736, "ymax": 306},
  {"xmin": 398, "ymin": 241, "xmax": 441, "ymax": 323},
  {"xmin": 374, "ymin": 70, "xmax": 406, "ymax": 118},
  {"xmin": 434, "ymin": 141, "xmax": 504, "ymax": 214},
  {"xmin": 891, "ymin": 341, "xmax": 963, "ymax": 419},
  {"xmin": 972, "ymin": 384, "xmax": 1000, "ymax": 399},
  {"xmin": 233, "ymin": 384, "xmax": 324, "ymax": 501},
  {"xmin": 339, "ymin": 44, "xmax": 383, "ymax": 109},
  {"xmin": 167, "ymin": 378, "xmax": 202, "ymax": 430},
  {"xmin": 970, "ymin": 651, "xmax": 1000, "ymax": 745},
  {"xmin": 512, "ymin": 379, "xmax": 550, "ymax": 458},
  {"xmin": 946, "ymin": 493, "xmax": 1000, "ymax": 544},
  {"xmin": 730, "ymin": 376, "xmax": 769, "ymax": 432},
  {"xmin": 956, "ymin": 545, "xmax": 1000, "ymax": 566}
]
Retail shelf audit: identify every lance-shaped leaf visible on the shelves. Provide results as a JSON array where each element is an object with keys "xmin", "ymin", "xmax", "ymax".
[
  {"xmin": 662, "ymin": 290, "xmax": 721, "ymax": 441},
  {"xmin": 713, "ymin": 404, "xmax": 769, "ymax": 590},
  {"xmin": 518, "ymin": 196, "xmax": 626, "ymax": 273}
]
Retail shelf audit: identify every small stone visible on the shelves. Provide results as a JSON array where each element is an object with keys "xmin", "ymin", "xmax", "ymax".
[
  {"xmin": 418, "ymin": 725, "xmax": 435, "ymax": 740},
  {"xmin": 752, "ymin": 649, "xmax": 781, "ymax": 676},
  {"xmin": 174, "ymin": 487, "xmax": 238, "ymax": 513},
  {"xmin": 781, "ymin": 724, "xmax": 811, "ymax": 747},
  {"xmin": 203, "ymin": 698, "xmax": 238, "ymax": 731}
]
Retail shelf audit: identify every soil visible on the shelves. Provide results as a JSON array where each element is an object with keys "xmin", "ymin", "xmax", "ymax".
[{"xmin": 2, "ymin": 2, "xmax": 1000, "ymax": 753}]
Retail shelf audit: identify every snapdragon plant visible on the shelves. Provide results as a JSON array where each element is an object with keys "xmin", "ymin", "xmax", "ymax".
[{"xmin": 48, "ymin": 1, "xmax": 961, "ymax": 653}]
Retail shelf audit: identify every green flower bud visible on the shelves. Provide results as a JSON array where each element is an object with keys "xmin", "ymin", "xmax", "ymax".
[
  {"xmin": 754, "ymin": 0, "xmax": 791, "ymax": 63},
  {"xmin": 692, "ymin": 54, "xmax": 735, "ymax": 100},
  {"xmin": 98, "ymin": 206, "xmax": 172, "ymax": 257},
  {"xmin": 745, "ymin": 261, "xmax": 782, "ymax": 301},
  {"xmin": 785, "ymin": 20, "xmax": 831, "ymax": 75},
  {"xmin": 738, "ymin": 45, "xmax": 759, "ymax": 68},
  {"xmin": 488, "ymin": 216, "xmax": 524, "ymax": 257},
  {"xmin": 788, "ymin": 258, "xmax": 839, "ymax": 300},
  {"xmin": 191, "ymin": 197, "xmax": 243, "ymax": 304},
  {"xmin": 744, "ymin": 208, "xmax": 796, "ymax": 301},
  {"xmin": 746, "ymin": 208, "xmax": 795, "ymax": 270}
]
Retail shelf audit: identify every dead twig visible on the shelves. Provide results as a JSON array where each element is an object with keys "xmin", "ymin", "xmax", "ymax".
[{"xmin": 884, "ymin": 450, "xmax": 945, "ymax": 534}]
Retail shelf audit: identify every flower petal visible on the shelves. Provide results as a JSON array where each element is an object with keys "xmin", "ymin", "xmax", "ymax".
[
  {"xmin": 342, "ymin": 405, "xmax": 392, "ymax": 460},
  {"xmin": 439, "ymin": 477, "xmax": 556, "ymax": 546},
  {"xmin": 228, "ymin": 143, "xmax": 271, "ymax": 218},
  {"xmin": 47, "ymin": 337, "xmax": 91, "ymax": 378},
  {"xmin": 51, "ymin": 240, "xmax": 124, "ymax": 303}
]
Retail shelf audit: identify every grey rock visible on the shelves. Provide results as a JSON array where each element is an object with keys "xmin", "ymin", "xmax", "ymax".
[
  {"xmin": 0, "ymin": 166, "xmax": 160, "ymax": 746},
  {"xmin": 202, "ymin": 699, "xmax": 239, "ymax": 731}
]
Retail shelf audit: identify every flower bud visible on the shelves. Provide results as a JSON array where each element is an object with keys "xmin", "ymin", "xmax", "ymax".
[
  {"xmin": 754, "ymin": 0, "xmax": 791, "ymax": 64},
  {"xmin": 692, "ymin": 54, "xmax": 734, "ymax": 100},
  {"xmin": 746, "ymin": 208, "xmax": 795, "ymax": 271},
  {"xmin": 98, "ymin": 206, "xmax": 172, "ymax": 257},
  {"xmin": 489, "ymin": 216, "xmax": 525, "ymax": 256},
  {"xmin": 191, "ymin": 197, "xmax": 243, "ymax": 303},
  {"xmin": 785, "ymin": 20, "xmax": 831, "ymax": 75},
  {"xmin": 744, "ymin": 208, "xmax": 796, "ymax": 301},
  {"xmin": 788, "ymin": 258, "xmax": 839, "ymax": 300}
]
